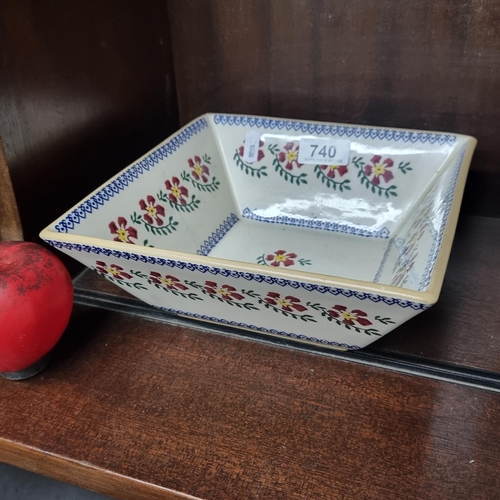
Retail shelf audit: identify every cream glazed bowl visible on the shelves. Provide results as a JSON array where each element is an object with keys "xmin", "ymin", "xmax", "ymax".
[{"xmin": 40, "ymin": 113, "xmax": 476, "ymax": 350}]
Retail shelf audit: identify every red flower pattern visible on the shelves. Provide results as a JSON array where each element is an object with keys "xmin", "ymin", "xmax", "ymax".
[
  {"xmin": 109, "ymin": 217, "xmax": 137, "ymax": 244},
  {"xmin": 165, "ymin": 177, "xmax": 189, "ymax": 205},
  {"xmin": 95, "ymin": 261, "xmax": 132, "ymax": 280},
  {"xmin": 319, "ymin": 164, "xmax": 348, "ymax": 179},
  {"xmin": 238, "ymin": 140, "xmax": 265, "ymax": 162},
  {"xmin": 278, "ymin": 142, "xmax": 303, "ymax": 170},
  {"xmin": 265, "ymin": 292, "xmax": 307, "ymax": 312},
  {"xmin": 363, "ymin": 155, "xmax": 394, "ymax": 185},
  {"xmin": 149, "ymin": 272, "xmax": 188, "ymax": 291},
  {"xmin": 266, "ymin": 250, "xmax": 297, "ymax": 267},
  {"xmin": 188, "ymin": 156, "xmax": 210, "ymax": 183},
  {"xmin": 327, "ymin": 305, "xmax": 372, "ymax": 326},
  {"xmin": 204, "ymin": 281, "xmax": 244, "ymax": 301},
  {"xmin": 139, "ymin": 195, "xmax": 166, "ymax": 226}
]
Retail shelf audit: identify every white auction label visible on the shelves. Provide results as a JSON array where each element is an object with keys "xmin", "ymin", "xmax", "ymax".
[
  {"xmin": 298, "ymin": 138, "xmax": 351, "ymax": 165},
  {"xmin": 242, "ymin": 130, "xmax": 261, "ymax": 163}
]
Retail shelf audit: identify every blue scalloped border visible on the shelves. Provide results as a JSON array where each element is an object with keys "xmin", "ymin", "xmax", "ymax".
[
  {"xmin": 373, "ymin": 239, "xmax": 395, "ymax": 283},
  {"xmin": 54, "ymin": 117, "xmax": 209, "ymax": 233},
  {"xmin": 197, "ymin": 213, "xmax": 239, "ymax": 256},
  {"xmin": 418, "ymin": 147, "xmax": 466, "ymax": 291},
  {"xmin": 372, "ymin": 146, "xmax": 467, "ymax": 290},
  {"xmin": 242, "ymin": 208, "xmax": 390, "ymax": 238},
  {"xmin": 213, "ymin": 114, "xmax": 457, "ymax": 145},
  {"xmin": 153, "ymin": 305, "xmax": 361, "ymax": 350},
  {"xmin": 44, "ymin": 239, "xmax": 428, "ymax": 310}
]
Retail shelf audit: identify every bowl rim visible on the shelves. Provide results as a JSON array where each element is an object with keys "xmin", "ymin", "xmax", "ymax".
[{"xmin": 40, "ymin": 112, "xmax": 477, "ymax": 307}]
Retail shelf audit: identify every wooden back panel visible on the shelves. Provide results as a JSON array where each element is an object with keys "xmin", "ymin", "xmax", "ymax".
[
  {"xmin": 0, "ymin": 138, "xmax": 23, "ymax": 242},
  {"xmin": 0, "ymin": 0, "xmax": 179, "ymax": 244}
]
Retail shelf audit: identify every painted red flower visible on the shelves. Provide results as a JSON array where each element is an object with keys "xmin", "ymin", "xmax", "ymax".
[
  {"xmin": 149, "ymin": 272, "xmax": 188, "ymax": 291},
  {"xmin": 265, "ymin": 292, "xmax": 307, "ymax": 312},
  {"xmin": 139, "ymin": 195, "xmax": 166, "ymax": 226},
  {"xmin": 320, "ymin": 164, "xmax": 348, "ymax": 179},
  {"xmin": 238, "ymin": 140, "xmax": 265, "ymax": 161},
  {"xmin": 165, "ymin": 177, "xmax": 189, "ymax": 205},
  {"xmin": 278, "ymin": 142, "xmax": 303, "ymax": 170},
  {"xmin": 363, "ymin": 155, "xmax": 394, "ymax": 185},
  {"xmin": 95, "ymin": 261, "xmax": 132, "ymax": 280},
  {"xmin": 188, "ymin": 156, "xmax": 210, "ymax": 183},
  {"xmin": 327, "ymin": 305, "xmax": 372, "ymax": 326},
  {"xmin": 204, "ymin": 281, "xmax": 244, "ymax": 301},
  {"xmin": 266, "ymin": 250, "xmax": 297, "ymax": 267},
  {"xmin": 109, "ymin": 217, "xmax": 138, "ymax": 244}
]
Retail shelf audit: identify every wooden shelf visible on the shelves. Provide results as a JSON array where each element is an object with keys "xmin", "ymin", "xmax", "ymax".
[
  {"xmin": 74, "ymin": 215, "xmax": 500, "ymax": 380},
  {"xmin": 1, "ymin": 214, "xmax": 499, "ymax": 500}
]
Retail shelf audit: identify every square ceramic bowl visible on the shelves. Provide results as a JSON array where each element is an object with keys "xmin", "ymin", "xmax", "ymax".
[{"xmin": 40, "ymin": 113, "xmax": 476, "ymax": 350}]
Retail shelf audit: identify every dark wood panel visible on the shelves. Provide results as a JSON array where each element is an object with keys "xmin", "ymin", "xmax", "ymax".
[
  {"xmin": 372, "ymin": 215, "xmax": 500, "ymax": 369},
  {"xmin": 169, "ymin": 0, "xmax": 500, "ymax": 217},
  {"xmin": 0, "ymin": 0, "xmax": 179, "ymax": 246},
  {"xmin": 1, "ymin": 304, "xmax": 499, "ymax": 500},
  {"xmin": 73, "ymin": 215, "xmax": 500, "ymax": 375},
  {"xmin": 0, "ymin": 138, "xmax": 23, "ymax": 241}
]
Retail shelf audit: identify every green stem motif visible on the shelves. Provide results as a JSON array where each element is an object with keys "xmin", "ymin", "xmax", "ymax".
[
  {"xmin": 314, "ymin": 165, "xmax": 351, "ymax": 192},
  {"xmin": 374, "ymin": 315, "xmax": 396, "ymax": 325},
  {"xmin": 307, "ymin": 302, "xmax": 382, "ymax": 336},
  {"xmin": 353, "ymin": 156, "xmax": 398, "ymax": 198},
  {"xmin": 186, "ymin": 281, "xmax": 259, "ymax": 310},
  {"xmin": 157, "ymin": 190, "xmax": 201, "ymax": 213},
  {"xmin": 180, "ymin": 170, "xmax": 220, "ymax": 193},
  {"xmin": 398, "ymin": 161, "xmax": 412, "ymax": 174},
  {"xmin": 130, "ymin": 271, "xmax": 202, "ymax": 301},
  {"xmin": 269, "ymin": 144, "xmax": 307, "ymax": 186},
  {"xmin": 94, "ymin": 269, "xmax": 147, "ymax": 290},
  {"xmin": 243, "ymin": 290, "xmax": 316, "ymax": 322},
  {"xmin": 131, "ymin": 212, "xmax": 179, "ymax": 235},
  {"xmin": 233, "ymin": 150, "xmax": 267, "ymax": 178}
]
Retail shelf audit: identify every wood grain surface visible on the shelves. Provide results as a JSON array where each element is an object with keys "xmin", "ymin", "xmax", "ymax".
[
  {"xmin": 0, "ymin": 303, "xmax": 499, "ymax": 500},
  {"xmin": 168, "ymin": 0, "xmax": 500, "ymax": 218},
  {"xmin": 0, "ymin": 138, "xmax": 23, "ymax": 241},
  {"xmin": 73, "ymin": 215, "xmax": 500, "ymax": 375},
  {"xmin": 0, "ymin": 0, "xmax": 179, "ymax": 245}
]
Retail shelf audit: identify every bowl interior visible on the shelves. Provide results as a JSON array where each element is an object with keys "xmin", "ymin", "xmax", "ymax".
[{"xmin": 49, "ymin": 114, "xmax": 473, "ymax": 293}]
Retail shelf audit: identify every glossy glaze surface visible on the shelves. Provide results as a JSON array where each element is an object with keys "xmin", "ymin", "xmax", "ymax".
[{"xmin": 40, "ymin": 114, "xmax": 476, "ymax": 349}]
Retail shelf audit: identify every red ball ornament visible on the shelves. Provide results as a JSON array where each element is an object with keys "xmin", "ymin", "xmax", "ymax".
[{"xmin": 0, "ymin": 241, "xmax": 73, "ymax": 379}]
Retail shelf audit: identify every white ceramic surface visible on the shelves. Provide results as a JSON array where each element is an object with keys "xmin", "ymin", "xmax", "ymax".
[{"xmin": 40, "ymin": 113, "xmax": 476, "ymax": 350}]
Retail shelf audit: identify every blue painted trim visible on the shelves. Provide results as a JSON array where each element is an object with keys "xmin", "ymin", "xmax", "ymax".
[
  {"xmin": 418, "ymin": 147, "xmax": 466, "ymax": 291},
  {"xmin": 242, "ymin": 207, "xmax": 390, "ymax": 238},
  {"xmin": 197, "ymin": 213, "xmax": 239, "ymax": 256},
  {"xmin": 213, "ymin": 114, "xmax": 457, "ymax": 145},
  {"xmin": 54, "ymin": 118, "xmax": 209, "ymax": 233},
  {"xmin": 44, "ymin": 239, "xmax": 428, "ymax": 310},
  {"xmin": 154, "ymin": 305, "xmax": 361, "ymax": 350},
  {"xmin": 373, "ymin": 239, "xmax": 395, "ymax": 283}
]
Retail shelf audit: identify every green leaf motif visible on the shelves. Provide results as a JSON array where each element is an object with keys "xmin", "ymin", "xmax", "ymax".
[
  {"xmin": 131, "ymin": 212, "xmax": 179, "ymax": 236},
  {"xmin": 181, "ymin": 170, "xmax": 220, "ymax": 193},
  {"xmin": 157, "ymin": 190, "xmax": 201, "ymax": 213},
  {"xmin": 314, "ymin": 165, "xmax": 351, "ymax": 192},
  {"xmin": 233, "ymin": 150, "xmax": 267, "ymax": 178},
  {"xmin": 272, "ymin": 154, "xmax": 307, "ymax": 185}
]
